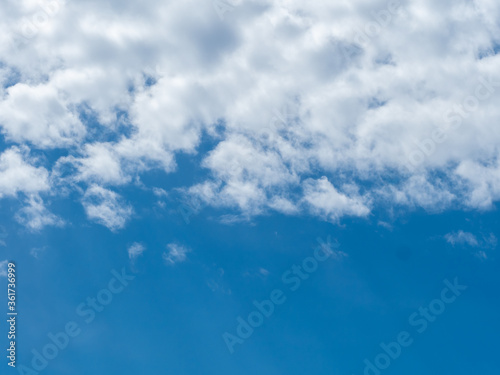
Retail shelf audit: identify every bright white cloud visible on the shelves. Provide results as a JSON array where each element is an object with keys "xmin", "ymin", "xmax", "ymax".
[
  {"xmin": 1, "ymin": 0, "xmax": 500, "ymax": 226},
  {"xmin": 82, "ymin": 185, "xmax": 133, "ymax": 231},
  {"xmin": 0, "ymin": 146, "xmax": 50, "ymax": 198},
  {"xmin": 72, "ymin": 142, "xmax": 129, "ymax": 185},
  {"xmin": 0, "ymin": 83, "xmax": 85, "ymax": 148},
  {"xmin": 302, "ymin": 177, "xmax": 371, "ymax": 221},
  {"xmin": 163, "ymin": 243, "xmax": 190, "ymax": 265}
]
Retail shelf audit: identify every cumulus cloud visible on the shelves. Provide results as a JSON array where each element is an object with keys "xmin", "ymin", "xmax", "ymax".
[
  {"xmin": 302, "ymin": 177, "xmax": 371, "ymax": 221},
  {"xmin": 1, "ymin": 0, "xmax": 500, "ymax": 227},
  {"xmin": 0, "ymin": 146, "xmax": 50, "ymax": 198},
  {"xmin": 82, "ymin": 185, "xmax": 133, "ymax": 231},
  {"xmin": 444, "ymin": 230, "xmax": 497, "ymax": 259},
  {"xmin": 163, "ymin": 243, "xmax": 190, "ymax": 265},
  {"xmin": 0, "ymin": 83, "xmax": 85, "ymax": 148},
  {"xmin": 15, "ymin": 194, "xmax": 64, "ymax": 231}
]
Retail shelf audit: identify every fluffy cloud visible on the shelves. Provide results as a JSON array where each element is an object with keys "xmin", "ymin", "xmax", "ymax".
[
  {"xmin": 0, "ymin": 83, "xmax": 85, "ymax": 148},
  {"xmin": 302, "ymin": 177, "xmax": 371, "ymax": 221},
  {"xmin": 15, "ymin": 194, "xmax": 64, "ymax": 231},
  {"xmin": 0, "ymin": 146, "xmax": 50, "ymax": 198},
  {"xmin": 82, "ymin": 185, "xmax": 133, "ymax": 231},
  {"xmin": 1, "ymin": 0, "xmax": 500, "ymax": 227}
]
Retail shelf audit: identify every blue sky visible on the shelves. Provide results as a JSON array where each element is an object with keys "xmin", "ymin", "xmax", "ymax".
[
  {"xmin": 1, "ymin": 185, "xmax": 499, "ymax": 375},
  {"xmin": 1, "ymin": 0, "xmax": 500, "ymax": 374}
]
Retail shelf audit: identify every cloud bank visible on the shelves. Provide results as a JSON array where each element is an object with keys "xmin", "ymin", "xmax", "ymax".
[{"xmin": 1, "ymin": 0, "xmax": 500, "ymax": 229}]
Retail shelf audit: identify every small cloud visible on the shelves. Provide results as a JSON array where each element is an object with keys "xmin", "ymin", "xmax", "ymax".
[
  {"xmin": 15, "ymin": 194, "xmax": 64, "ymax": 231},
  {"xmin": 128, "ymin": 242, "xmax": 146, "ymax": 261},
  {"xmin": 475, "ymin": 251, "xmax": 488, "ymax": 261},
  {"xmin": 483, "ymin": 233, "xmax": 497, "ymax": 248},
  {"xmin": 243, "ymin": 267, "xmax": 270, "ymax": 279},
  {"xmin": 163, "ymin": 243, "xmax": 190, "ymax": 265},
  {"xmin": 445, "ymin": 231, "xmax": 479, "ymax": 247},
  {"xmin": 0, "ymin": 260, "xmax": 7, "ymax": 277},
  {"xmin": 153, "ymin": 187, "xmax": 168, "ymax": 198},
  {"xmin": 82, "ymin": 185, "xmax": 133, "ymax": 231},
  {"xmin": 377, "ymin": 221, "xmax": 393, "ymax": 230},
  {"xmin": 206, "ymin": 267, "xmax": 231, "ymax": 294},
  {"xmin": 259, "ymin": 268, "xmax": 269, "ymax": 276},
  {"xmin": 30, "ymin": 246, "xmax": 48, "ymax": 259}
]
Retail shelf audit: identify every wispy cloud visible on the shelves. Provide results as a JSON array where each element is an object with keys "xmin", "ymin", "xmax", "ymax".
[
  {"xmin": 445, "ymin": 231, "xmax": 479, "ymax": 247},
  {"xmin": 30, "ymin": 246, "xmax": 48, "ymax": 259},
  {"xmin": 0, "ymin": 260, "xmax": 8, "ymax": 277},
  {"xmin": 128, "ymin": 242, "xmax": 146, "ymax": 262},
  {"xmin": 163, "ymin": 243, "xmax": 190, "ymax": 266},
  {"xmin": 82, "ymin": 185, "xmax": 133, "ymax": 231},
  {"xmin": 15, "ymin": 194, "xmax": 64, "ymax": 231},
  {"xmin": 444, "ymin": 230, "xmax": 497, "ymax": 260}
]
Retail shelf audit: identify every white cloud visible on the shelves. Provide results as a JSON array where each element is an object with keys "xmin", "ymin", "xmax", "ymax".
[
  {"xmin": 128, "ymin": 242, "xmax": 146, "ymax": 260},
  {"xmin": 163, "ymin": 243, "xmax": 190, "ymax": 265},
  {"xmin": 71, "ymin": 142, "xmax": 129, "ymax": 185},
  {"xmin": 153, "ymin": 187, "xmax": 168, "ymax": 198},
  {"xmin": 0, "ymin": 225, "xmax": 7, "ymax": 247},
  {"xmin": 0, "ymin": 260, "xmax": 7, "ymax": 277},
  {"xmin": 444, "ymin": 230, "xmax": 498, "ymax": 260},
  {"xmin": 1, "ymin": 0, "xmax": 500, "ymax": 225},
  {"xmin": 302, "ymin": 177, "xmax": 371, "ymax": 221},
  {"xmin": 15, "ymin": 194, "xmax": 65, "ymax": 231},
  {"xmin": 0, "ymin": 83, "xmax": 85, "ymax": 148},
  {"xmin": 0, "ymin": 146, "xmax": 50, "ymax": 198},
  {"xmin": 445, "ymin": 231, "xmax": 479, "ymax": 247},
  {"xmin": 30, "ymin": 246, "xmax": 47, "ymax": 259},
  {"xmin": 444, "ymin": 230, "xmax": 497, "ymax": 260},
  {"xmin": 82, "ymin": 185, "xmax": 133, "ymax": 231}
]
